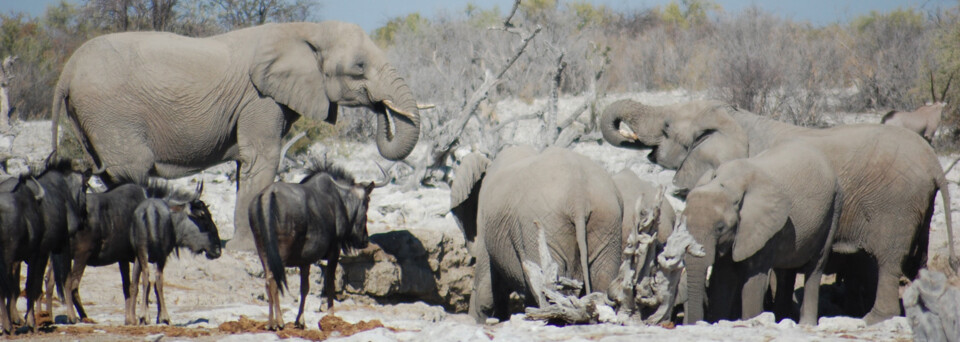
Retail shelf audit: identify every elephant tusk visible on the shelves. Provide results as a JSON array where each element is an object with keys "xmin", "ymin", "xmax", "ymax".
[
  {"xmin": 417, "ymin": 103, "xmax": 436, "ymax": 110},
  {"xmin": 384, "ymin": 107, "xmax": 397, "ymax": 141},
  {"xmin": 382, "ymin": 99, "xmax": 418, "ymax": 120},
  {"xmin": 619, "ymin": 128, "xmax": 639, "ymax": 142}
]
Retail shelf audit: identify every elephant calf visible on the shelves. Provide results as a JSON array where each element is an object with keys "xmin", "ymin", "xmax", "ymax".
[
  {"xmin": 683, "ymin": 141, "xmax": 842, "ymax": 325},
  {"xmin": 611, "ymin": 169, "xmax": 676, "ymax": 249},
  {"xmin": 450, "ymin": 146, "xmax": 623, "ymax": 323}
]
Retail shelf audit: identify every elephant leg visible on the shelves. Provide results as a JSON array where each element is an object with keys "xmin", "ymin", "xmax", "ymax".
[
  {"xmin": 741, "ymin": 269, "xmax": 770, "ymax": 320},
  {"xmin": 799, "ymin": 268, "xmax": 825, "ymax": 325},
  {"xmin": 863, "ymin": 265, "xmax": 903, "ymax": 325},
  {"xmin": 228, "ymin": 108, "xmax": 284, "ymax": 251},
  {"xmin": 468, "ymin": 248, "xmax": 495, "ymax": 324}
]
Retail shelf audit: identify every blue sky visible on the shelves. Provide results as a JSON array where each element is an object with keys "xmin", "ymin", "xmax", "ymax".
[{"xmin": 2, "ymin": 0, "xmax": 954, "ymax": 33}]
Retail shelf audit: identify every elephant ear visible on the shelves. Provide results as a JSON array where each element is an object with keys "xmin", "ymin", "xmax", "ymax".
[
  {"xmin": 450, "ymin": 153, "xmax": 492, "ymax": 252},
  {"xmin": 250, "ymin": 28, "xmax": 336, "ymax": 124},
  {"xmin": 732, "ymin": 166, "xmax": 792, "ymax": 262}
]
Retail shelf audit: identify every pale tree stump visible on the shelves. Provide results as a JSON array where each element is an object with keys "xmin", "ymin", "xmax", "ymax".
[{"xmin": 904, "ymin": 269, "xmax": 960, "ymax": 342}]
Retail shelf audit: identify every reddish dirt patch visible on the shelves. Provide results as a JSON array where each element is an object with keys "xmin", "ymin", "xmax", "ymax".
[
  {"xmin": 3, "ymin": 324, "xmax": 214, "ymax": 340},
  {"xmin": 218, "ymin": 314, "xmax": 387, "ymax": 340}
]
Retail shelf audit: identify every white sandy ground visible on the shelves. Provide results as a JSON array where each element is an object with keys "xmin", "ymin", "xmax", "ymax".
[{"xmin": 5, "ymin": 90, "xmax": 956, "ymax": 341}]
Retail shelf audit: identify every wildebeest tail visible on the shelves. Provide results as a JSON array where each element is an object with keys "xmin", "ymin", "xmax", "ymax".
[
  {"xmin": 255, "ymin": 192, "xmax": 287, "ymax": 294},
  {"xmin": 51, "ymin": 252, "xmax": 69, "ymax": 301}
]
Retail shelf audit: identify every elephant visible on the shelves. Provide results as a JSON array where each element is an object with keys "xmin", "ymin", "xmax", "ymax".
[
  {"xmin": 449, "ymin": 146, "xmax": 623, "ymax": 323},
  {"xmin": 600, "ymin": 99, "xmax": 958, "ymax": 324},
  {"xmin": 682, "ymin": 141, "xmax": 842, "ymax": 325},
  {"xmin": 49, "ymin": 21, "xmax": 421, "ymax": 250},
  {"xmin": 610, "ymin": 169, "xmax": 675, "ymax": 248},
  {"xmin": 880, "ymin": 103, "xmax": 944, "ymax": 143}
]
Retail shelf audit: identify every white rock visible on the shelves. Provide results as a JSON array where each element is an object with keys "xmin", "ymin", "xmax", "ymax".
[
  {"xmin": 777, "ymin": 318, "xmax": 797, "ymax": 329},
  {"xmin": 817, "ymin": 316, "xmax": 866, "ymax": 331}
]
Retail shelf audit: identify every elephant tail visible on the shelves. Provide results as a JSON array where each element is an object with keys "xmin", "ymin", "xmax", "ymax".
[
  {"xmin": 253, "ymin": 190, "xmax": 288, "ymax": 294},
  {"xmin": 576, "ymin": 206, "xmax": 592, "ymax": 295},
  {"xmin": 937, "ymin": 174, "xmax": 958, "ymax": 272},
  {"xmin": 47, "ymin": 82, "xmax": 68, "ymax": 164}
]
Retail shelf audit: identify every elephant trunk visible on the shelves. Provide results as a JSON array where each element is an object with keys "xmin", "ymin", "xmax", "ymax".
[
  {"xmin": 600, "ymin": 100, "xmax": 665, "ymax": 149},
  {"xmin": 684, "ymin": 233, "xmax": 715, "ymax": 325},
  {"xmin": 370, "ymin": 66, "xmax": 421, "ymax": 161}
]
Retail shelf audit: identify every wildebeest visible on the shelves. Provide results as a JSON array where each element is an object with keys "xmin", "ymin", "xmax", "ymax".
[
  {"xmin": 129, "ymin": 181, "xmax": 221, "ymax": 325},
  {"xmin": 60, "ymin": 181, "xmax": 220, "ymax": 325},
  {"xmin": 0, "ymin": 159, "xmax": 88, "ymax": 328},
  {"xmin": 249, "ymin": 161, "xmax": 378, "ymax": 330},
  {"xmin": 0, "ymin": 175, "xmax": 46, "ymax": 333}
]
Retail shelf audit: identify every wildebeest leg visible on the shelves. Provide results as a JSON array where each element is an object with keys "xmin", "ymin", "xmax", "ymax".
[
  {"xmin": 1, "ymin": 266, "xmax": 12, "ymax": 333},
  {"xmin": 154, "ymin": 261, "xmax": 169, "ymax": 325},
  {"xmin": 24, "ymin": 254, "xmax": 50, "ymax": 331},
  {"xmin": 43, "ymin": 261, "xmax": 54, "ymax": 314},
  {"xmin": 295, "ymin": 264, "xmax": 309, "ymax": 329},
  {"xmin": 64, "ymin": 251, "xmax": 90, "ymax": 324},
  {"xmin": 132, "ymin": 256, "xmax": 148, "ymax": 325},
  {"xmin": 8, "ymin": 262, "xmax": 21, "ymax": 326},
  {"xmin": 119, "ymin": 261, "xmax": 138, "ymax": 325},
  {"xmin": 323, "ymin": 249, "xmax": 340, "ymax": 311},
  {"xmin": 773, "ymin": 269, "xmax": 798, "ymax": 321}
]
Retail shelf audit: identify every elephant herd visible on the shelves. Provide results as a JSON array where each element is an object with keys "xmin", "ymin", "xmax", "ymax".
[
  {"xmin": 1, "ymin": 18, "xmax": 955, "ymax": 334},
  {"xmin": 455, "ymin": 98, "xmax": 960, "ymax": 325}
]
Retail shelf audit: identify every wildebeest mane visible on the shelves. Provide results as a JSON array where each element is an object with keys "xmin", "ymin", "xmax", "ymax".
[
  {"xmin": 144, "ymin": 179, "xmax": 200, "ymax": 203},
  {"xmin": 37, "ymin": 157, "xmax": 76, "ymax": 177},
  {"xmin": 301, "ymin": 159, "xmax": 355, "ymax": 185}
]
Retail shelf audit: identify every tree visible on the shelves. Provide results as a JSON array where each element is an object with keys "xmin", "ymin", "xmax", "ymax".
[{"xmin": 210, "ymin": 0, "xmax": 316, "ymax": 29}]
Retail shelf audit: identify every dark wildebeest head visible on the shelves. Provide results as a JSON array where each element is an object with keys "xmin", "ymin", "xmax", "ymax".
[
  {"xmin": 145, "ymin": 180, "xmax": 221, "ymax": 260},
  {"xmin": 300, "ymin": 161, "xmax": 376, "ymax": 251}
]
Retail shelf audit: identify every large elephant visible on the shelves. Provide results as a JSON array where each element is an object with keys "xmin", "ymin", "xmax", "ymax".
[
  {"xmin": 49, "ymin": 21, "xmax": 421, "ymax": 250},
  {"xmin": 450, "ymin": 146, "xmax": 623, "ymax": 323},
  {"xmin": 880, "ymin": 103, "xmax": 944, "ymax": 143},
  {"xmin": 600, "ymin": 99, "xmax": 958, "ymax": 324},
  {"xmin": 682, "ymin": 141, "xmax": 842, "ymax": 325},
  {"xmin": 611, "ymin": 169, "xmax": 675, "ymax": 248}
]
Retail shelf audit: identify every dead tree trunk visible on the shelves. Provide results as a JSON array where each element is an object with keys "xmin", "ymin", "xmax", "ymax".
[
  {"xmin": 0, "ymin": 56, "xmax": 16, "ymax": 132},
  {"xmin": 401, "ymin": 0, "xmax": 541, "ymax": 189}
]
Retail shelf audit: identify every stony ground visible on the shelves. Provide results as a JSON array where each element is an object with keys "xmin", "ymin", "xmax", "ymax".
[{"xmin": 2, "ymin": 91, "xmax": 957, "ymax": 341}]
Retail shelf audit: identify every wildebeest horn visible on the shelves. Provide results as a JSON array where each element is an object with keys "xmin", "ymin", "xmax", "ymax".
[
  {"xmin": 373, "ymin": 163, "xmax": 391, "ymax": 188},
  {"xmin": 194, "ymin": 180, "xmax": 204, "ymax": 200},
  {"xmin": 29, "ymin": 177, "xmax": 45, "ymax": 201}
]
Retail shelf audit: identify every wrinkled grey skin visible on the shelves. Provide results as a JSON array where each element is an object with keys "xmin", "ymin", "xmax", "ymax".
[
  {"xmin": 611, "ymin": 169, "xmax": 675, "ymax": 248},
  {"xmin": 450, "ymin": 146, "xmax": 623, "ymax": 323},
  {"xmin": 601, "ymin": 99, "xmax": 958, "ymax": 324},
  {"xmin": 50, "ymin": 21, "xmax": 421, "ymax": 251},
  {"xmin": 682, "ymin": 142, "xmax": 842, "ymax": 325},
  {"xmin": 881, "ymin": 103, "xmax": 944, "ymax": 143}
]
